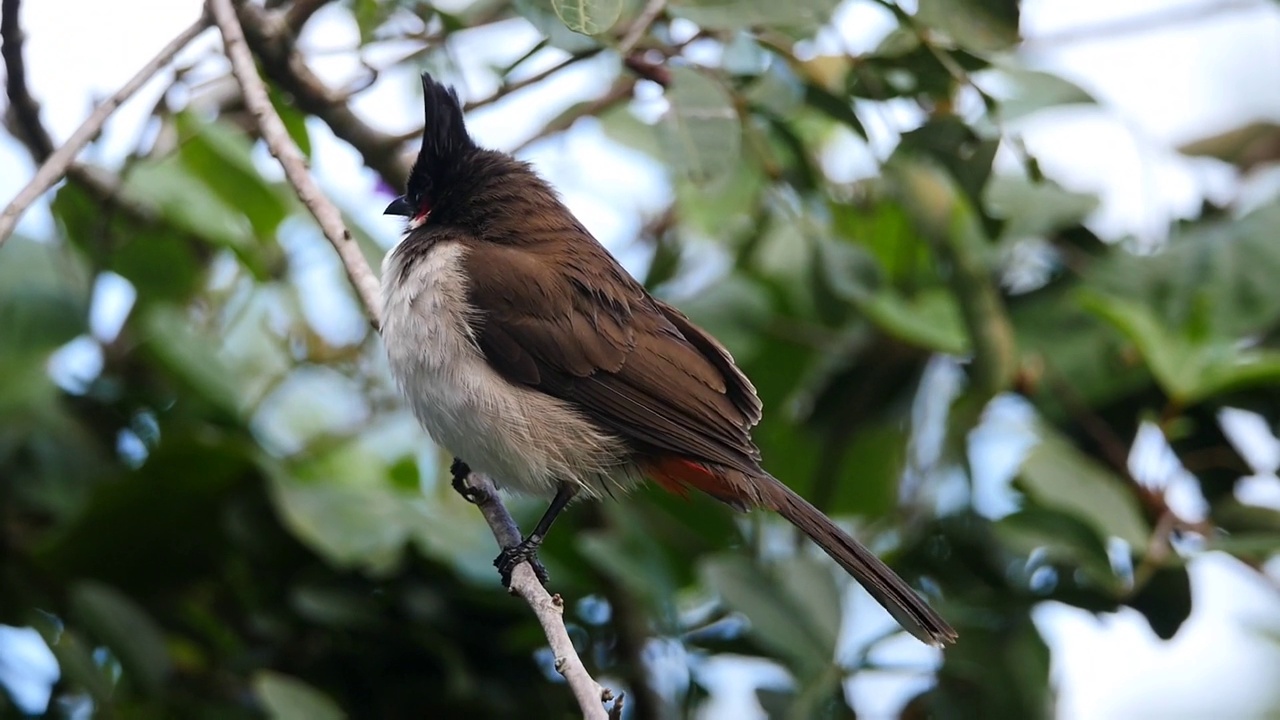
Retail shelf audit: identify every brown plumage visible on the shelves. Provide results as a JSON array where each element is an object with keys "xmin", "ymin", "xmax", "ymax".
[{"xmin": 382, "ymin": 74, "xmax": 956, "ymax": 647}]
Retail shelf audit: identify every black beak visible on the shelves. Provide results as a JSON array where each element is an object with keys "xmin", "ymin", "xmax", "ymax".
[{"xmin": 384, "ymin": 195, "xmax": 413, "ymax": 217}]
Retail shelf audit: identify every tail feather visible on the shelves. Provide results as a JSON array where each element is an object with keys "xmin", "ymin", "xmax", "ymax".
[
  {"xmin": 760, "ymin": 475, "xmax": 957, "ymax": 647},
  {"xmin": 644, "ymin": 457, "xmax": 956, "ymax": 646}
]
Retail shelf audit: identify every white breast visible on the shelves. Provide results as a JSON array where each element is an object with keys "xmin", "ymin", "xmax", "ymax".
[{"xmin": 380, "ymin": 240, "xmax": 636, "ymax": 498}]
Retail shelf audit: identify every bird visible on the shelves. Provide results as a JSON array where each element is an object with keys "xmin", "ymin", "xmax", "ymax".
[{"xmin": 380, "ymin": 73, "xmax": 956, "ymax": 647}]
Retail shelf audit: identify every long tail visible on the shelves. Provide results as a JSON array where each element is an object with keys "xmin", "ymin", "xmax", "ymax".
[
  {"xmin": 645, "ymin": 457, "xmax": 956, "ymax": 646},
  {"xmin": 761, "ymin": 474, "xmax": 956, "ymax": 647}
]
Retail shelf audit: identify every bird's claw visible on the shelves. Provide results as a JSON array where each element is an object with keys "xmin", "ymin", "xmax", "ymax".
[
  {"xmin": 450, "ymin": 458, "xmax": 491, "ymax": 504},
  {"xmin": 494, "ymin": 537, "xmax": 550, "ymax": 587}
]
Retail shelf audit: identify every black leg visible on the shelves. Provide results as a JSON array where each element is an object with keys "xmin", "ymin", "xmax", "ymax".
[{"xmin": 494, "ymin": 482, "xmax": 579, "ymax": 588}]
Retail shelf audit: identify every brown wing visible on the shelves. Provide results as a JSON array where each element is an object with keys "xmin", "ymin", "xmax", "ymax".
[{"xmin": 461, "ymin": 237, "xmax": 763, "ymax": 476}]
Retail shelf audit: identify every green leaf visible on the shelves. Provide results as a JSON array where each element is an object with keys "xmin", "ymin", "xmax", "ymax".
[
  {"xmin": 266, "ymin": 438, "xmax": 490, "ymax": 577},
  {"xmin": 814, "ymin": 232, "xmax": 879, "ymax": 300},
  {"xmin": 1206, "ymin": 533, "xmax": 1280, "ymax": 559},
  {"xmin": 986, "ymin": 67, "xmax": 1096, "ymax": 122},
  {"xmin": 70, "ymin": 581, "xmax": 172, "ymax": 694},
  {"xmin": 672, "ymin": 156, "xmax": 766, "ymax": 240},
  {"xmin": 827, "ymin": 423, "xmax": 907, "ymax": 518},
  {"xmin": 803, "ymin": 82, "xmax": 866, "ymax": 138},
  {"xmin": 44, "ymin": 628, "xmax": 115, "ymax": 703},
  {"xmin": 599, "ymin": 104, "xmax": 665, "ymax": 159},
  {"xmin": 578, "ymin": 504, "xmax": 679, "ymax": 608},
  {"xmin": 775, "ymin": 556, "xmax": 843, "ymax": 644},
  {"xmin": 1013, "ymin": 288, "xmax": 1149, "ymax": 416},
  {"xmin": 660, "ymin": 67, "xmax": 741, "ymax": 187},
  {"xmin": 931, "ymin": 612, "xmax": 1050, "ymax": 717},
  {"xmin": 513, "ymin": 0, "xmax": 602, "ymax": 51},
  {"xmin": 551, "ymin": 0, "xmax": 622, "ymax": 35},
  {"xmin": 121, "ymin": 158, "xmax": 251, "ymax": 253},
  {"xmin": 1214, "ymin": 501, "xmax": 1280, "ymax": 534},
  {"xmin": 984, "ymin": 174, "xmax": 1098, "ymax": 240},
  {"xmin": 700, "ymin": 554, "xmax": 839, "ymax": 676},
  {"xmin": 1080, "ymin": 291, "xmax": 1280, "ymax": 405},
  {"xmin": 1017, "ymin": 425, "xmax": 1149, "ymax": 548},
  {"xmin": 996, "ymin": 508, "xmax": 1121, "ymax": 593},
  {"xmin": 140, "ymin": 305, "xmax": 244, "ymax": 417},
  {"xmin": 175, "ymin": 114, "xmax": 291, "ymax": 234},
  {"xmin": 670, "ymin": 0, "xmax": 840, "ymax": 32},
  {"xmin": 50, "ymin": 182, "xmax": 202, "ymax": 304},
  {"xmin": 1087, "ymin": 201, "xmax": 1280, "ymax": 341},
  {"xmin": 860, "ymin": 288, "xmax": 970, "ymax": 355},
  {"xmin": 0, "ymin": 237, "xmax": 86, "ymax": 355},
  {"xmin": 36, "ymin": 434, "xmax": 252, "ymax": 588},
  {"xmin": 253, "ymin": 671, "xmax": 347, "ymax": 720},
  {"xmin": 831, "ymin": 200, "xmax": 933, "ymax": 285},
  {"xmin": 916, "ymin": 0, "xmax": 1020, "ymax": 53}
]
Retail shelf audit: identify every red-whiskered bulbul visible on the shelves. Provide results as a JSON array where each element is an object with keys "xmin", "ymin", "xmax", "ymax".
[{"xmin": 381, "ymin": 74, "xmax": 956, "ymax": 647}]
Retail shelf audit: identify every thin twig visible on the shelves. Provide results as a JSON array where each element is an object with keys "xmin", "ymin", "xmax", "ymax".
[
  {"xmin": 511, "ymin": 77, "xmax": 636, "ymax": 155},
  {"xmin": 457, "ymin": 473, "xmax": 614, "ymax": 720},
  {"xmin": 209, "ymin": 0, "xmax": 380, "ymax": 326},
  {"xmin": 466, "ymin": 48, "xmax": 604, "ymax": 113},
  {"xmin": 283, "ymin": 0, "xmax": 332, "ymax": 30},
  {"xmin": 617, "ymin": 0, "xmax": 666, "ymax": 57},
  {"xmin": 0, "ymin": 16, "xmax": 209, "ymax": 246}
]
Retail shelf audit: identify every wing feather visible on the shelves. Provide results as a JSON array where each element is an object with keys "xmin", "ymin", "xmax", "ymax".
[{"xmin": 461, "ymin": 238, "xmax": 762, "ymax": 476}]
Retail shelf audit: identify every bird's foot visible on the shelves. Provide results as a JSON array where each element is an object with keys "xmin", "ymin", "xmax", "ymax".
[
  {"xmin": 494, "ymin": 535, "xmax": 550, "ymax": 588},
  {"xmin": 450, "ymin": 458, "xmax": 491, "ymax": 504}
]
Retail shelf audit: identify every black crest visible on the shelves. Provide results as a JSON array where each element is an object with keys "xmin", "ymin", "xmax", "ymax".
[{"xmin": 406, "ymin": 74, "xmax": 476, "ymax": 202}]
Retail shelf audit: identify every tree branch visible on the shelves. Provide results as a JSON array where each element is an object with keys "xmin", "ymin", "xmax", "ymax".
[
  {"xmin": 283, "ymin": 0, "xmax": 332, "ymax": 30},
  {"xmin": 464, "ymin": 48, "xmax": 604, "ymax": 113},
  {"xmin": 210, "ymin": 0, "xmax": 380, "ymax": 327},
  {"xmin": 889, "ymin": 159, "xmax": 1018, "ymax": 400},
  {"xmin": 511, "ymin": 77, "xmax": 636, "ymax": 155},
  {"xmin": 1, "ymin": 0, "xmax": 53, "ymax": 161},
  {"xmin": 210, "ymin": 0, "xmax": 616, "ymax": 716},
  {"xmin": 235, "ymin": 1, "xmax": 410, "ymax": 185},
  {"xmin": 617, "ymin": 0, "xmax": 666, "ymax": 57},
  {"xmin": 0, "ymin": 14, "xmax": 209, "ymax": 246},
  {"xmin": 458, "ymin": 473, "xmax": 618, "ymax": 720}
]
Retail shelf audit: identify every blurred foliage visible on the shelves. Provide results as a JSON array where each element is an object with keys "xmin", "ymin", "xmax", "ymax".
[{"xmin": 3, "ymin": 0, "xmax": 1280, "ymax": 718}]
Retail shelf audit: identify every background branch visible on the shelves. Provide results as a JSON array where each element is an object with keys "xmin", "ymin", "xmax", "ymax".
[
  {"xmin": 0, "ymin": 15, "xmax": 209, "ymax": 245},
  {"xmin": 235, "ymin": 1, "xmax": 410, "ymax": 185},
  {"xmin": 210, "ymin": 0, "xmax": 614, "ymax": 716},
  {"xmin": 1, "ymin": 0, "xmax": 53, "ymax": 160},
  {"xmin": 511, "ymin": 77, "xmax": 636, "ymax": 154},
  {"xmin": 210, "ymin": 0, "xmax": 379, "ymax": 327},
  {"xmin": 617, "ymin": 0, "xmax": 666, "ymax": 56}
]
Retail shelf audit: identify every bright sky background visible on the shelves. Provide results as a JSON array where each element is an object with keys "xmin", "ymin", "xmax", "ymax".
[{"xmin": 2, "ymin": 0, "xmax": 1280, "ymax": 718}]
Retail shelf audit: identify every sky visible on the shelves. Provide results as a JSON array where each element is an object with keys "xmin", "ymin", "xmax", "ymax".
[{"xmin": 2, "ymin": 0, "xmax": 1280, "ymax": 718}]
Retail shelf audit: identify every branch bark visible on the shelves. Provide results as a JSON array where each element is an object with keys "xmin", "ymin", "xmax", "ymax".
[
  {"xmin": 511, "ymin": 77, "xmax": 636, "ymax": 155},
  {"xmin": 0, "ymin": 14, "xmax": 209, "ymax": 246},
  {"xmin": 459, "ymin": 473, "xmax": 619, "ymax": 720},
  {"xmin": 210, "ymin": 0, "xmax": 380, "ymax": 327},
  {"xmin": 234, "ymin": 1, "xmax": 410, "ymax": 185},
  {"xmin": 1, "ymin": 0, "xmax": 53, "ymax": 161},
  {"xmin": 617, "ymin": 0, "xmax": 666, "ymax": 57},
  {"xmin": 210, "ymin": 1, "xmax": 616, "ymax": 717}
]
